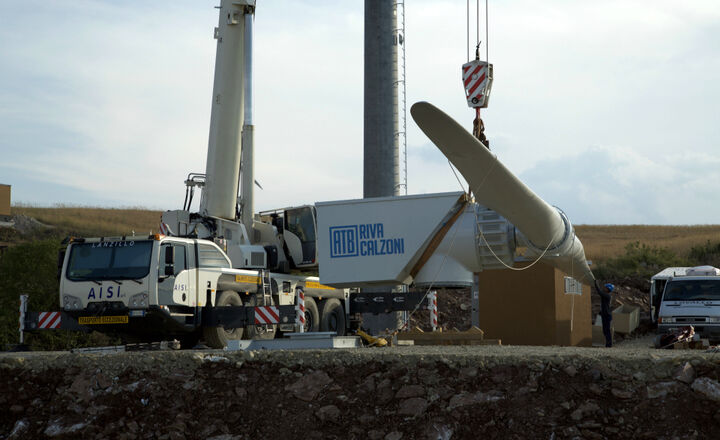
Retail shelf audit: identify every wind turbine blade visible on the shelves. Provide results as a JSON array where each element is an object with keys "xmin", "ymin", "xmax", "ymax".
[{"xmin": 411, "ymin": 101, "xmax": 594, "ymax": 284}]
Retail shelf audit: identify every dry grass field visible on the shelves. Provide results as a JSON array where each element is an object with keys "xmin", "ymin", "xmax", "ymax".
[
  {"xmin": 11, "ymin": 205, "xmax": 162, "ymax": 238},
  {"xmin": 7, "ymin": 206, "xmax": 720, "ymax": 263},
  {"xmin": 576, "ymin": 224, "xmax": 720, "ymax": 262}
]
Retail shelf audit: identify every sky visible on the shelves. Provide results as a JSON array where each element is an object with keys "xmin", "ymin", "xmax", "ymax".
[{"xmin": 0, "ymin": 0, "xmax": 718, "ymax": 224}]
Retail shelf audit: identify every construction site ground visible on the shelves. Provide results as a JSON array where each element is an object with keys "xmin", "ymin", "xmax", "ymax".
[{"xmin": 3, "ymin": 336, "xmax": 720, "ymax": 440}]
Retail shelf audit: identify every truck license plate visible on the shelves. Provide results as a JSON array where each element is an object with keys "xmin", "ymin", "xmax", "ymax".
[{"xmin": 78, "ymin": 315, "xmax": 129, "ymax": 325}]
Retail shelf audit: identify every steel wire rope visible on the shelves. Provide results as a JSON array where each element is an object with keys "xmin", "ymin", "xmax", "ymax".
[
  {"xmin": 397, "ymin": 155, "xmax": 495, "ymax": 331},
  {"xmin": 395, "ymin": 156, "xmax": 475, "ymax": 332},
  {"xmin": 466, "ymin": 0, "xmax": 470, "ymax": 62},
  {"xmin": 398, "ymin": 202, "xmax": 468, "ymax": 332},
  {"xmin": 471, "ymin": 152, "xmax": 556, "ymax": 271},
  {"xmin": 448, "ymin": 159, "xmax": 467, "ymax": 194},
  {"xmin": 485, "ymin": 0, "xmax": 489, "ymax": 63}
]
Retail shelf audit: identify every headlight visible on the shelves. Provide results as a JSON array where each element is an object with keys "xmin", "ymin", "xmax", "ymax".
[
  {"xmin": 659, "ymin": 317, "xmax": 676, "ymax": 324},
  {"xmin": 707, "ymin": 317, "xmax": 720, "ymax": 323},
  {"xmin": 129, "ymin": 293, "xmax": 149, "ymax": 309},
  {"xmin": 63, "ymin": 295, "xmax": 83, "ymax": 311}
]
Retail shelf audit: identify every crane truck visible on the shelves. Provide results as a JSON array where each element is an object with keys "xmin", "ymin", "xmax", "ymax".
[
  {"xmin": 22, "ymin": 1, "xmax": 598, "ymax": 349},
  {"xmin": 25, "ymin": 0, "xmax": 425, "ymax": 349}
]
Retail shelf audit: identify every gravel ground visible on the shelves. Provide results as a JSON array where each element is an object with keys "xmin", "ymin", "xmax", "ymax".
[
  {"xmin": 3, "ymin": 342, "xmax": 720, "ymax": 439},
  {"xmin": 4, "ymin": 277, "xmax": 715, "ymax": 439}
]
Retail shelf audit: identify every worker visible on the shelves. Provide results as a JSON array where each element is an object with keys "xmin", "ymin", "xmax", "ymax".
[{"xmin": 595, "ymin": 281, "xmax": 614, "ymax": 347}]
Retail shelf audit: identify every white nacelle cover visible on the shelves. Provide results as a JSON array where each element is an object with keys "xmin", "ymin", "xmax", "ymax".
[{"xmin": 316, "ymin": 192, "xmax": 465, "ymax": 287}]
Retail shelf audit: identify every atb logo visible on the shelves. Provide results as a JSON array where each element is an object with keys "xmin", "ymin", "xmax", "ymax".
[
  {"xmin": 329, "ymin": 225, "xmax": 358, "ymax": 258},
  {"xmin": 329, "ymin": 223, "xmax": 405, "ymax": 258}
]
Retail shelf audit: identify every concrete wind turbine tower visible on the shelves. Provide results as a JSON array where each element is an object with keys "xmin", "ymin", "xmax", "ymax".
[
  {"xmin": 363, "ymin": 0, "xmax": 402, "ymax": 334},
  {"xmin": 364, "ymin": 0, "xmax": 400, "ymax": 198}
]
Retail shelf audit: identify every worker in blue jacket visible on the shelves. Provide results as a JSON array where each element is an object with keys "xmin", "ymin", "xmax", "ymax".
[{"xmin": 595, "ymin": 281, "xmax": 614, "ymax": 347}]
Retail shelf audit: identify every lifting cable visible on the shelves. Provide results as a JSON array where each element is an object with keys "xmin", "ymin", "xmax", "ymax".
[
  {"xmin": 397, "ymin": 204, "xmax": 467, "ymax": 333},
  {"xmin": 466, "ymin": 0, "xmax": 490, "ymax": 148},
  {"xmin": 466, "ymin": 0, "xmax": 487, "ymax": 63}
]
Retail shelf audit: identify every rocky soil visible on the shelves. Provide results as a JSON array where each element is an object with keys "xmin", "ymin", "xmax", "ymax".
[{"xmin": 3, "ymin": 344, "xmax": 720, "ymax": 440}]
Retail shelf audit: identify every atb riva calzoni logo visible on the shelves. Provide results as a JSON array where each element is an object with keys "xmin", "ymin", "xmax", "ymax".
[{"xmin": 329, "ymin": 223, "xmax": 404, "ymax": 258}]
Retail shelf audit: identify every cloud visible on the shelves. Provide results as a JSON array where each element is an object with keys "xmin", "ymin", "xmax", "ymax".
[
  {"xmin": 0, "ymin": 0, "xmax": 718, "ymax": 226},
  {"xmin": 518, "ymin": 146, "xmax": 720, "ymax": 225}
]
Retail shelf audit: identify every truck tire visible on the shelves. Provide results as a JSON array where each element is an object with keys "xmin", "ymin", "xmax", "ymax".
[
  {"xmin": 320, "ymin": 298, "xmax": 346, "ymax": 336},
  {"xmin": 303, "ymin": 297, "xmax": 320, "ymax": 333},
  {"xmin": 243, "ymin": 294, "xmax": 277, "ymax": 340},
  {"xmin": 203, "ymin": 290, "xmax": 244, "ymax": 348}
]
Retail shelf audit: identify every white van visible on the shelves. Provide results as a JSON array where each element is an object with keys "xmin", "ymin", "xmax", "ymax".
[
  {"xmin": 657, "ymin": 266, "xmax": 720, "ymax": 341},
  {"xmin": 650, "ymin": 267, "xmax": 690, "ymax": 322}
]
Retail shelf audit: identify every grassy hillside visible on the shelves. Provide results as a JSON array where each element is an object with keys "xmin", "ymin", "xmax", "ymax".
[
  {"xmin": 10, "ymin": 205, "xmax": 163, "ymax": 239},
  {"xmin": 576, "ymin": 225, "xmax": 720, "ymax": 263},
  {"xmin": 4, "ymin": 206, "xmax": 720, "ymax": 263}
]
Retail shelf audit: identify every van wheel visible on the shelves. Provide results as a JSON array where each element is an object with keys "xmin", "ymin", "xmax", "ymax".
[
  {"xmin": 303, "ymin": 297, "xmax": 320, "ymax": 333},
  {"xmin": 203, "ymin": 290, "xmax": 244, "ymax": 348},
  {"xmin": 320, "ymin": 298, "xmax": 346, "ymax": 336}
]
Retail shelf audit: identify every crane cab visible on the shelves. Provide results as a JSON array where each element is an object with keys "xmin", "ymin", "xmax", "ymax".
[{"xmin": 260, "ymin": 205, "xmax": 318, "ymax": 270}]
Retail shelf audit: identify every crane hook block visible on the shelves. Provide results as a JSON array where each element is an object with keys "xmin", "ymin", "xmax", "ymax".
[{"xmin": 462, "ymin": 60, "xmax": 493, "ymax": 109}]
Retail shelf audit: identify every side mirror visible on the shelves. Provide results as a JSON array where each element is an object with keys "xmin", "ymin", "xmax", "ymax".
[{"xmin": 164, "ymin": 246, "xmax": 175, "ymax": 277}]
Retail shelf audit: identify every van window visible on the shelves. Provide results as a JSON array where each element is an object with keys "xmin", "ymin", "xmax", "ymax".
[
  {"xmin": 198, "ymin": 244, "xmax": 230, "ymax": 268},
  {"xmin": 664, "ymin": 280, "xmax": 720, "ymax": 301}
]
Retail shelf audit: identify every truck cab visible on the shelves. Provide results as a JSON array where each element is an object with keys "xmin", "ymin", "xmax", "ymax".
[
  {"xmin": 650, "ymin": 267, "xmax": 689, "ymax": 323},
  {"xmin": 59, "ymin": 235, "xmax": 231, "ymax": 341},
  {"xmin": 657, "ymin": 266, "xmax": 720, "ymax": 341},
  {"xmin": 57, "ymin": 233, "xmax": 348, "ymax": 347}
]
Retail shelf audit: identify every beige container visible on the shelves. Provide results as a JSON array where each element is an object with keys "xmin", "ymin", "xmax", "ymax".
[
  {"xmin": 612, "ymin": 305, "xmax": 640, "ymax": 334},
  {"xmin": 477, "ymin": 262, "xmax": 592, "ymax": 347},
  {"xmin": 0, "ymin": 184, "xmax": 10, "ymax": 217}
]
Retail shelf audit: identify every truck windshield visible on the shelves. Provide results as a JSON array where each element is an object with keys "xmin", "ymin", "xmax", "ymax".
[
  {"xmin": 66, "ymin": 241, "xmax": 153, "ymax": 281},
  {"xmin": 663, "ymin": 280, "xmax": 720, "ymax": 301}
]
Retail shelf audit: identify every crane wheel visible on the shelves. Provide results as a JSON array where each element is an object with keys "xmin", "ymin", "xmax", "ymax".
[
  {"xmin": 320, "ymin": 298, "xmax": 346, "ymax": 336},
  {"xmin": 303, "ymin": 297, "xmax": 320, "ymax": 333},
  {"xmin": 203, "ymin": 290, "xmax": 244, "ymax": 348}
]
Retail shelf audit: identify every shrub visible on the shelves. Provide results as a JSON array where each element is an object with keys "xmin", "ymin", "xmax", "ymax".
[
  {"xmin": 687, "ymin": 240, "xmax": 720, "ymax": 268},
  {"xmin": 594, "ymin": 241, "xmax": 686, "ymax": 280},
  {"xmin": 0, "ymin": 240, "xmax": 118, "ymax": 349}
]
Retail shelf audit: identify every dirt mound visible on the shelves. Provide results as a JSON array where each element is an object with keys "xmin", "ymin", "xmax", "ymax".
[
  {"xmin": 591, "ymin": 277, "xmax": 655, "ymax": 343},
  {"xmin": 2, "ymin": 348, "xmax": 720, "ymax": 439},
  {"xmin": 408, "ymin": 288, "xmax": 472, "ymax": 332},
  {"xmin": 6, "ymin": 215, "xmax": 53, "ymax": 235}
]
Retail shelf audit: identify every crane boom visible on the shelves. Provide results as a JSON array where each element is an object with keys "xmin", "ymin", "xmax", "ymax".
[{"xmin": 199, "ymin": 0, "xmax": 256, "ymax": 222}]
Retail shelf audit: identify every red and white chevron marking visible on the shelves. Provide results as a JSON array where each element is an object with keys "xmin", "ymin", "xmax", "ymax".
[
  {"xmin": 296, "ymin": 288, "xmax": 306, "ymax": 331},
  {"xmin": 159, "ymin": 223, "xmax": 170, "ymax": 235},
  {"xmin": 38, "ymin": 311, "xmax": 61, "ymax": 329},
  {"xmin": 254, "ymin": 306, "xmax": 279, "ymax": 325},
  {"xmin": 462, "ymin": 61, "xmax": 488, "ymax": 107},
  {"xmin": 428, "ymin": 291, "xmax": 438, "ymax": 331}
]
